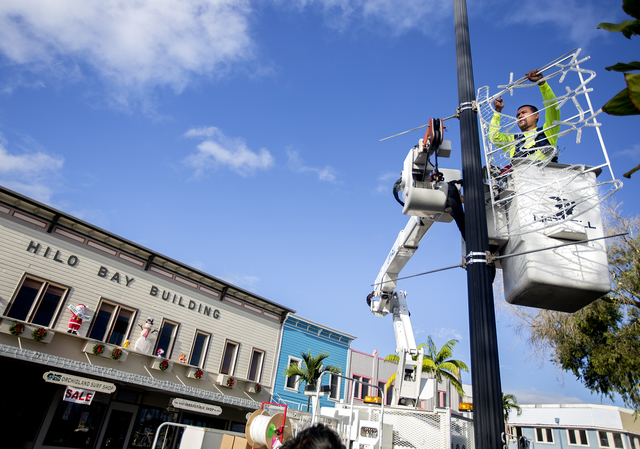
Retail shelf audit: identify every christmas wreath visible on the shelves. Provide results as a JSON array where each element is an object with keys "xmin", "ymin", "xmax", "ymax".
[
  {"xmin": 226, "ymin": 376, "xmax": 235, "ymax": 387},
  {"xmin": 194, "ymin": 369, "xmax": 204, "ymax": 379},
  {"xmin": 32, "ymin": 327, "xmax": 47, "ymax": 342},
  {"xmin": 111, "ymin": 347, "xmax": 123, "ymax": 361},
  {"xmin": 255, "ymin": 384, "xmax": 261, "ymax": 393},
  {"xmin": 159, "ymin": 359, "xmax": 169, "ymax": 371},
  {"xmin": 9, "ymin": 322, "xmax": 25, "ymax": 336},
  {"xmin": 93, "ymin": 343, "xmax": 105, "ymax": 356}
]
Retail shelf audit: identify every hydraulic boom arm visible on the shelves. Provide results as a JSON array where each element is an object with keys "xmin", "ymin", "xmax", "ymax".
[{"xmin": 367, "ymin": 121, "xmax": 461, "ymax": 407}]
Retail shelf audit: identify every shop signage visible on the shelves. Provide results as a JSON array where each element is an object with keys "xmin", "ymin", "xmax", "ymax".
[
  {"xmin": 171, "ymin": 398, "xmax": 222, "ymax": 416},
  {"xmin": 43, "ymin": 371, "xmax": 116, "ymax": 393},
  {"xmin": 64, "ymin": 386, "xmax": 95, "ymax": 405}
]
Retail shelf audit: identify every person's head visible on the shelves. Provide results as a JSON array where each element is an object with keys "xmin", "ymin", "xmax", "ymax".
[
  {"xmin": 516, "ymin": 104, "xmax": 539, "ymax": 131},
  {"xmin": 281, "ymin": 424, "xmax": 344, "ymax": 449}
]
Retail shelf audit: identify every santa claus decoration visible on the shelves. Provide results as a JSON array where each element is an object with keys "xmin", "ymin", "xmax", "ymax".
[{"xmin": 68, "ymin": 304, "xmax": 92, "ymax": 335}]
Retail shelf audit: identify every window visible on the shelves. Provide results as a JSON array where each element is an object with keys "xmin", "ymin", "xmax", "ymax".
[
  {"xmin": 153, "ymin": 320, "xmax": 180, "ymax": 359},
  {"xmin": 351, "ymin": 375, "xmax": 371, "ymax": 400},
  {"xmin": 5, "ymin": 275, "xmax": 68, "ymax": 327},
  {"xmin": 329, "ymin": 374, "xmax": 340, "ymax": 400},
  {"xmin": 247, "ymin": 349, "xmax": 265, "ymax": 382},
  {"xmin": 567, "ymin": 429, "xmax": 589, "ymax": 446},
  {"xmin": 437, "ymin": 390, "xmax": 448, "ymax": 408},
  {"xmin": 285, "ymin": 357, "xmax": 302, "ymax": 390},
  {"xmin": 536, "ymin": 428, "xmax": 554, "ymax": 444},
  {"xmin": 378, "ymin": 381, "xmax": 392, "ymax": 406},
  {"xmin": 129, "ymin": 406, "xmax": 179, "ymax": 448},
  {"xmin": 599, "ymin": 432, "xmax": 625, "ymax": 449},
  {"xmin": 631, "ymin": 436, "xmax": 640, "ymax": 449},
  {"xmin": 87, "ymin": 300, "xmax": 136, "ymax": 345},
  {"xmin": 189, "ymin": 330, "xmax": 211, "ymax": 367},
  {"xmin": 361, "ymin": 378, "xmax": 370, "ymax": 399},
  {"xmin": 351, "ymin": 375, "xmax": 361, "ymax": 399},
  {"xmin": 220, "ymin": 340, "xmax": 239, "ymax": 375},
  {"xmin": 613, "ymin": 434, "xmax": 624, "ymax": 449},
  {"xmin": 43, "ymin": 397, "xmax": 107, "ymax": 448},
  {"xmin": 600, "ymin": 431, "xmax": 611, "ymax": 448}
]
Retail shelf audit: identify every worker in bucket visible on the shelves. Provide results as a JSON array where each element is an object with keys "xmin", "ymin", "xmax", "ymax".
[{"xmin": 490, "ymin": 69, "xmax": 561, "ymax": 162}]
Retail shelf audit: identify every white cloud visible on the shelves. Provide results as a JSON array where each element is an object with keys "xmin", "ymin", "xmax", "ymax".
[
  {"xmin": 615, "ymin": 143, "xmax": 640, "ymax": 162},
  {"xmin": 280, "ymin": 0, "xmax": 451, "ymax": 36},
  {"xmin": 287, "ymin": 150, "xmax": 338, "ymax": 183},
  {"xmin": 504, "ymin": 0, "xmax": 617, "ymax": 47},
  {"xmin": 0, "ymin": 180, "xmax": 56, "ymax": 204},
  {"xmin": 0, "ymin": 0, "xmax": 614, "ymax": 102},
  {"xmin": 221, "ymin": 273, "xmax": 261, "ymax": 291},
  {"xmin": 376, "ymin": 171, "xmax": 400, "ymax": 194},
  {"xmin": 0, "ymin": 0, "xmax": 254, "ymax": 94},
  {"xmin": 183, "ymin": 126, "xmax": 274, "ymax": 177},
  {"xmin": 0, "ymin": 144, "xmax": 64, "ymax": 175},
  {"xmin": 435, "ymin": 327, "xmax": 463, "ymax": 341},
  {"xmin": 0, "ymin": 139, "xmax": 64, "ymax": 203}
]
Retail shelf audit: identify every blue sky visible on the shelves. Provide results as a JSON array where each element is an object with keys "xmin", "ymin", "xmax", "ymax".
[{"xmin": 1, "ymin": 0, "xmax": 638, "ymax": 407}]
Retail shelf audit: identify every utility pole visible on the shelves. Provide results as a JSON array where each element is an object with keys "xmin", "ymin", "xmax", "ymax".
[{"xmin": 453, "ymin": 0, "xmax": 505, "ymax": 447}]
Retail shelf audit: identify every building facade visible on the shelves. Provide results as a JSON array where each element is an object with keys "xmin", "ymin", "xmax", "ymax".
[
  {"xmin": 347, "ymin": 349, "xmax": 396, "ymax": 406},
  {"xmin": 272, "ymin": 315, "xmax": 356, "ymax": 411},
  {"xmin": 508, "ymin": 404, "xmax": 640, "ymax": 449},
  {"xmin": 346, "ymin": 349, "xmax": 470, "ymax": 412},
  {"xmin": 0, "ymin": 186, "xmax": 295, "ymax": 449}
]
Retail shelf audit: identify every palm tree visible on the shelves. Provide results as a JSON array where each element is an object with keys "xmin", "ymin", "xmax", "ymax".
[
  {"xmin": 502, "ymin": 392, "xmax": 522, "ymax": 422},
  {"xmin": 384, "ymin": 336, "xmax": 469, "ymax": 396},
  {"xmin": 503, "ymin": 392, "xmax": 523, "ymax": 444},
  {"xmin": 283, "ymin": 350, "xmax": 342, "ymax": 411}
]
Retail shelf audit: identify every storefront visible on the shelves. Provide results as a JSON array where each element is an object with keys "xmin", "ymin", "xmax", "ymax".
[{"xmin": 0, "ymin": 186, "xmax": 295, "ymax": 449}]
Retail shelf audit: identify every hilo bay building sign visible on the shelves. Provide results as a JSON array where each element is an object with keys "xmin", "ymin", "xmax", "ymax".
[{"xmin": 26, "ymin": 240, "xmax": 221, "ymax": 320}]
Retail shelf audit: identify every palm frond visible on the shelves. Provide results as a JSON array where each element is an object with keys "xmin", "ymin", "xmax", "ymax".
[
  {"xmin": 385, "ymin": 372, "xmax": 397, "ymax": 392},
  {"xmin": 440, "ymin": 370, "xmax": 465, "ymax": 396},
  {"xmin": 384, "ymin": 354, "xmax": 400, "ymax": 363}
]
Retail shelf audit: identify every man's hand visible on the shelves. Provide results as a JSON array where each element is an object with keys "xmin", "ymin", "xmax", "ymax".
[
  {"xmin": 494, "ymin": 97, "xmax": 504, "ymax": 113},
  {"xmin": 526, "ymin": 69, "xmax": 546, "ymax": 85}
]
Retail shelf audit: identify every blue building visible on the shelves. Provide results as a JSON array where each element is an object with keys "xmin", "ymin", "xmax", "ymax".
[
  {"xmin": 272, "ymin": 315, "xmax": 356, "ymax": 411},
  {"xmin": 507, "ymin": 404, "xmax": 640, "ymax": 449}
]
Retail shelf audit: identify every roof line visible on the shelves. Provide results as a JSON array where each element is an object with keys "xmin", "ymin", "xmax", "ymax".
[{"xmin": 0, "ymin": 185, "xmax": 295, "ymax": 316}]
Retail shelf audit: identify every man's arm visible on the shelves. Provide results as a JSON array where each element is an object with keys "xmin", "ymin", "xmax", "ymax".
[
  {"xmin": 489, "ymin": 97, "xmax": 515, "ymax": 146},
  {"xmin": 527, "ymin": 69, "xmax": 560, "ymax": 147},
  {"xmin": 540, "ymin": 83, "xmax": 560, "ymax": 146}
]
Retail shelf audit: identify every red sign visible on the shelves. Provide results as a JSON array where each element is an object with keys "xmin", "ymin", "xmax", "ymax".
[{"xmin": 64, "ymin": 386, "xmax": 95, "ymax": 405}]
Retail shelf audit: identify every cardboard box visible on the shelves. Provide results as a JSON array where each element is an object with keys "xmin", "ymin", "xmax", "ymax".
[
  {"xmin": 233, "ymin": 436, "xmax": 252, "ymax": 449},
  {"xmin": 221, "ymin": 434, "xmax": 236, "ymax": 449}
]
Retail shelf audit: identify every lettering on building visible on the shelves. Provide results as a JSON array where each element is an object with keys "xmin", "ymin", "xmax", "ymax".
[
  {"xmin": 26, "ymin": 241, "xmax": 79, "ymax": 267},
  {"xmin": 149, "ymin": 285, "xmax": 220, "ymax": 319},
  {"xmin": 97, "ymin": 266, "xmax": 135, "ymax": 287}
]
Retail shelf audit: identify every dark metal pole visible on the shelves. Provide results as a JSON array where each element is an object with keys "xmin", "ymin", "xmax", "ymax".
[{"xmin": 452, "ymin": 0, "xmax": 505, "ymax": 448}]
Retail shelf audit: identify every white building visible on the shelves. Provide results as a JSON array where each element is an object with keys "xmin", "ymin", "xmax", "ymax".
[
  {"xmin": 0, "ymin": 186, "xmax": 295, "ymax": 449},
  {"xmin": 508, "ymin": 404, "xmax": 640, "ymax": 449}
]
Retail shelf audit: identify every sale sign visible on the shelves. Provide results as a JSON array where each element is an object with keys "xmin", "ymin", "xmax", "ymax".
[{"xmin": 63, "ymin": 386, "xmax": 95, "ymax": 405}]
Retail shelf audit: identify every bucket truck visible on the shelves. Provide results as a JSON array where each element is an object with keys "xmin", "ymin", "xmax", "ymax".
[{"xmin": 367, "ymin": 119, "xmax": 462, "ymax": 407}]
